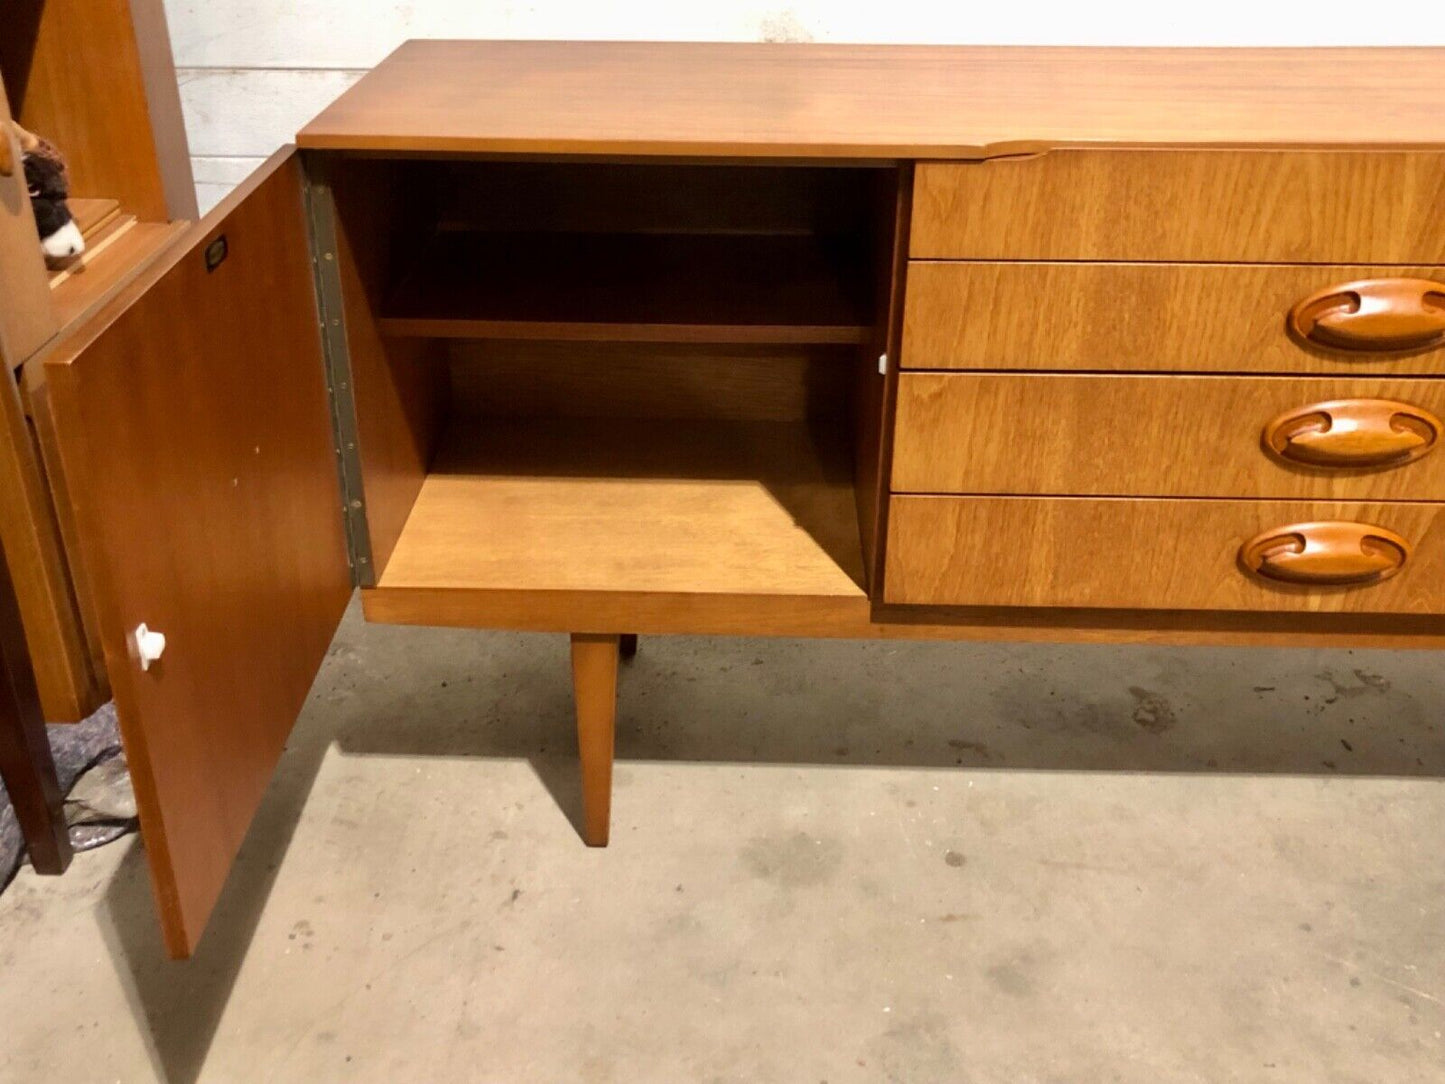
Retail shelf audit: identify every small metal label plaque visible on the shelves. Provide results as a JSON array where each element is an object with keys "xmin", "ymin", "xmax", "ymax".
[{"xmin": 204, "ymin": 235, "xmax": 228, "ymax": 272}]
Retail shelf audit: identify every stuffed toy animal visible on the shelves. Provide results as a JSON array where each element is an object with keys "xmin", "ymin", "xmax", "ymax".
[{"xmin": 16, "ymin": 123, "xmax": 84, "ymax": 261}]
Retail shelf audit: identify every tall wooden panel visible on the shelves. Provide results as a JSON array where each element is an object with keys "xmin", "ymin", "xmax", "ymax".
[
  {"xmin": 45, "ymin": 152, "xmax": 350, "ymax": 955},
  {"xmin": 0, "ymin": 0, "xmax": 196, "ymax": 220}
]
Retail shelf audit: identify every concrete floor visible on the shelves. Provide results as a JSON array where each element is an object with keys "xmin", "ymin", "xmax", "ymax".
[{"xmin": 1, "ymin": 599, "xmax": 1443, "ymax": 1083}]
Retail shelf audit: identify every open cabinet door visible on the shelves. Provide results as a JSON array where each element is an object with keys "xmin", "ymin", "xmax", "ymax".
[{"xmin": 42, "ymin": 149, "xmax": 352, "ymax": 957}]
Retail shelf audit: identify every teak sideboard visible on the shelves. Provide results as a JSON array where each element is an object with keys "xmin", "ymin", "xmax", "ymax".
[{"xmin": 5, "ymin": 41, "xmax": 1445, "ymax": 957}]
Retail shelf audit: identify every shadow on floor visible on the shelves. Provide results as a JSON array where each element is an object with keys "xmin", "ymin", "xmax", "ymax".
[
  {"xmin": 95, "ymin": 616, "xmax": 1445, "ymax": 1082},
  {"xmin": 333, "ymin": 629, "xmax": 1445, "ymax": 778},
  {"xmin": 95, "ymin": 704, "xmax": 335, "ymax": 1084}
]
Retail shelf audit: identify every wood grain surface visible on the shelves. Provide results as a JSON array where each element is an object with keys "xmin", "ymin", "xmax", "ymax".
[
  {"xmin": 0, "ymin": 0, "xmax": 195, "ymax": 220},
  {"xmin": 854, "ymin": 167, "xmax": 909, "ymax": 593},
  {"xmin": 571, "ymin": 633, "xmax": 619, "ymax": 848},
  {"xmin": 0, "ymin": 83, "xmax": 98, "ymax": 721},
  {"xmin": 885, "ymin": 496, "xmax": 1445, "ymax": 613},
  {"xmin": 327, "ymin": 157, "xmax": 447, "ymax": 583},
  {"xmin": 0, "ymin": 361, "xmax": 97, "ymax": 722},
  {"xmin": 297, "ymin": 42, "xmax": 1445, "ymax": 157},
  {"xmin": 373, "ymin": 417, "xmax": 866, "ymax": 602},
  {"xmin": 48, "ymin": 221, "xmax": 187, "ymax": 330},
  {"xmin": 44, "ymin": 151, "xmax": 350, "ymax": 957},
  {"xmin": 19, "ymin": 362, "xmax": 109, "ymax": 708},
  {"xmin": 912, "ymin": 152, "xmax": 1445, "ymax": 262},
  {"xmin": 447, "ymin": 341, "xmax": 853, "ymax": 424},
  {"xmin": 901, "ymin": 262, "xmax": 1445, "ymax": 374},
  {"xmin": 0, "ymin": 81, "xmax": 56, "ymax": 370},
  {"xmin": 66, "ymin": 198, "xmax": 121, "ymax": 239},
  {"xmin": 360, "ymin": 585, "xmax": 1445, "ymax": 650},
  {"xmin": 891, "ymin": 373, "xmax": 1445, "ymax": 500}
]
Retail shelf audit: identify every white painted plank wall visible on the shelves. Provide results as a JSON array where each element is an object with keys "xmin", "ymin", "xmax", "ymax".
[{"xmin": 163, "ymin": 0, "xmax": 1445, "ymax": 213}]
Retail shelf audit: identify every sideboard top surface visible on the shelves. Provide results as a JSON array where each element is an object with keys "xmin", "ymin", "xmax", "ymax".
[{"xmin": 297, "ymin": 40, "xmax": 1445, "ymax": 158}]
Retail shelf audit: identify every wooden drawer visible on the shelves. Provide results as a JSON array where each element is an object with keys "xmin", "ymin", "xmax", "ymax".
[
  {"xmin": 901, "ymin": 263, "xmax": 1445, "ymax": 375},
  {"xmin": 884, "ymin": 496, "xmax": 1445, "ymax": 613},
  {"xmin": 911, "ymin": 151, "xmax": 1445, "ymax": 263},
  {"xmin": 892, "ymin": 373, "xmax": 1445, "ymax": 500}
]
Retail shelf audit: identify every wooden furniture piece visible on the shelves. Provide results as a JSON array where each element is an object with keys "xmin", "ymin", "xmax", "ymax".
[
  {"xmin": 572, "ymin": 634, "xmax": 622, "ymax": 848},
  {"xmin": 0, "ymin": 518, "xmax": 71, "ymax": 876},
  {"xmin": 0, "ymin": 0, "xmax": 195, "ymax": 724},
  {"xmin": 9, "ymin": 41, "xmax": 1445, "ymax": 957},
  {"xmin": 0, "ymin": 0, "xmax": 193, "ymax": 870}
]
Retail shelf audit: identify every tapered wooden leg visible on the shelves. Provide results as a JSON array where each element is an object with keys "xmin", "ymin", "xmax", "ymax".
[
  {"xmin": 570, "ymin": 633, "xmax": 619, "ymax": 847},
  {"xmin": 0, "ymin": 540, "xmax": 71, "ymax": 874},
  {"xmin": 618, "ymin": 634, "xmax": 638, "ymax": 661}
]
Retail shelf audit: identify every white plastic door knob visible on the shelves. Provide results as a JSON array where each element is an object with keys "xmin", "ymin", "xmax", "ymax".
[{"xmin": 132, "ymin": 623, "xmax": 167, "ymax": 671}]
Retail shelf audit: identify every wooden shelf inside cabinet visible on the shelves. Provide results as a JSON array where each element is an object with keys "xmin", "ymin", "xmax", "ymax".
[
  {"xmin": 68, "ymin": 199, "xmax": 122, "ymax": 238},
  {"xmin": 48, "ymin": 219, "xmax": 187, "ymax": 330},
  {"xmin": 379, "ymin": 231, "xmax": 873, "ymax": 345},
  {"xmin": 373, "ymin": 417, "xmax": 868, "ymax": 608}
]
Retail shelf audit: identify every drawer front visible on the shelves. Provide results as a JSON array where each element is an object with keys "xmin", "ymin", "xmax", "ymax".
[
  {"xmin": 892, "ymin": 373, "xmax": 1445, "ymax": 501},
  {"xmin": 901, "ymin": 262, "xmax": 1445, "ymax": 374},
  {"xmin": 912, "ymin": 151, "xmax": 1445, "ymax": 263},
  {"xmin": 884, "ymin": 496, "xmax": 1445, "ymax": 613}
]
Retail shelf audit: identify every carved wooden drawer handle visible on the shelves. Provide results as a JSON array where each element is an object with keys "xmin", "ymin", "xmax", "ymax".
[
  {"xmin": 1240, "ymin": 521, "xmax": 1410, "ymax": 586},
  {"xmin": 1289, "ymin": 278, "xmax": 1445, "ymax": 353},
  {"xmin": 1263, "ymin": 398, "xmax": 1442, "ymax": 469}
]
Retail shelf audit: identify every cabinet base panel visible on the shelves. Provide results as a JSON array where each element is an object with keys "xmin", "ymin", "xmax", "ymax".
[{"xmin": 361, "ymin": 589, "xmax": 1445, "ymax": 650}]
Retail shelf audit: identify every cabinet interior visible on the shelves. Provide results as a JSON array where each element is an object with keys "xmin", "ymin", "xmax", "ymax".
[{"xmin": 328, "ymin": 156, "xmax": 899, "ymax": 608}]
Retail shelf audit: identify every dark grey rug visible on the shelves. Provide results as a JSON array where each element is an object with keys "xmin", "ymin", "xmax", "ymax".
[{"xmin": 0, "ymin": 702, "xmax": 134, "ymax": 892}]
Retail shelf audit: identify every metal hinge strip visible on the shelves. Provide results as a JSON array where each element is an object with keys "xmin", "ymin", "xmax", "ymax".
[{"xmin": 302, "ymin": 156, "xmax": 374, "ymax": 587}]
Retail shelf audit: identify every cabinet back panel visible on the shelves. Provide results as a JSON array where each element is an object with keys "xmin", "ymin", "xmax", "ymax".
[
  {"xmin": 447, "ymin": 341, "xmax": 852, "ymax": 423},
  {"xmin": 426, "ymin": 161, "xmax": 879, "ymax": 237}
]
